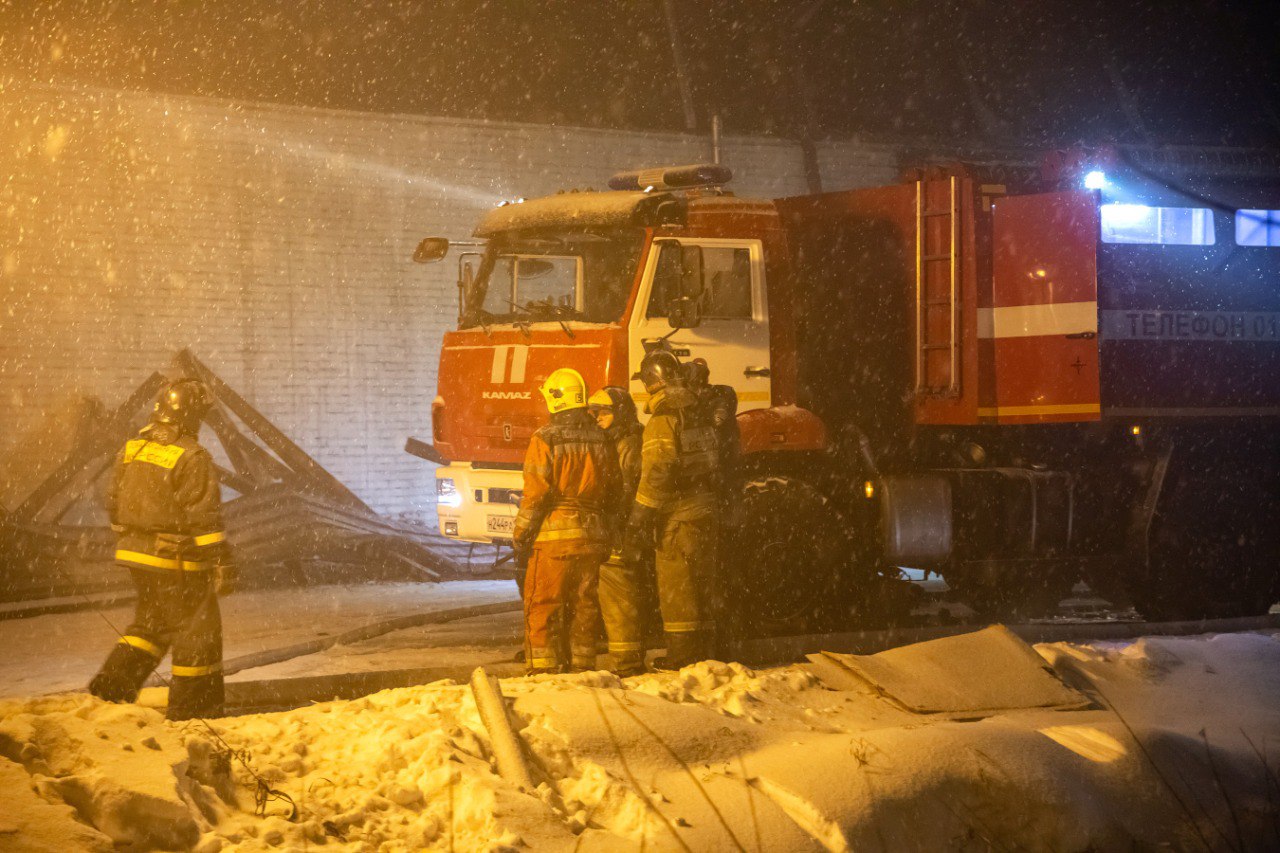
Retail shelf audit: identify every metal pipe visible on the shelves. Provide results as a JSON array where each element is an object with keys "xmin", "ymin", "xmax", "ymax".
[
  {"xmin": 711, "ymin": 113, "xmax": 722, "ymax": 165},
  {"xmin": 661, "ymin": 0, "xmax": 698, "ymax": 131},
  {"xmin": 914, "ymin": 180, "xmax": 924, "ymax": 393},
  {"xmin": 949, "ymin": 175, "xmax": 960, "ymax": 395},
  {"xmin": 470, "ymin": 667, "xmax": 536, "ymax": 791}
]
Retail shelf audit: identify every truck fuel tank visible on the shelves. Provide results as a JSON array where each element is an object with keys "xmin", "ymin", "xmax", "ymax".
[{"xmin": 880, "ymin": 467, "xmax": 1075, "ymax": 566}]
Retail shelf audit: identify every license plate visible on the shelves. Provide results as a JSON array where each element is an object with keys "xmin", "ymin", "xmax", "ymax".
[{"xmin": 486, "ymin": 515, "xmax": 515, "ymax": 534}]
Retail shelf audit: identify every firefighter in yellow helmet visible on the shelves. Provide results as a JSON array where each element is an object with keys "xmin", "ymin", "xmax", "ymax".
[
  {"xmin": 623, "ymin": 350, "xmax": 721, "ymax": 669},
  {"xmin": 89, "ymin": 379, "xmax": 237, "ymax": 720},
  {"xmin": 512, "ymin": 368, "xmax": 622, "ymax": 673},
  {"xmin": 588, "ymin": 386, "xmax": 650, "ymax": 675}
]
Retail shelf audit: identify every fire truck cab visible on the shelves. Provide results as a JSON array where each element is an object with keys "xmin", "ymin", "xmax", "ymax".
[{"xmin": 420, "ymin": 164, "xmax": 808, "ymax": 540}]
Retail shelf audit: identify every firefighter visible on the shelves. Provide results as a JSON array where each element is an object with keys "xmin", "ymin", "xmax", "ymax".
[
  {"xmin": 89, "ymin": 379, "xmax": 236, "ymax": 721},
  {"xmin": 588, "ymin": 385, "xmax": 649, "ymax": 676},
  {"xmin": 624, "ymin": 350, "xmax": 721, "ymax": 669},
  {"xmin": 513, "ymin": 368, "xmax": 622, "ymax": 674},
  {"xmin": 686, "ymin": 358, "xmax": 744, "ymax": 648},
  {"xmin": 686, "ymin": 358, "xmax": 742, "ymax": 512}
]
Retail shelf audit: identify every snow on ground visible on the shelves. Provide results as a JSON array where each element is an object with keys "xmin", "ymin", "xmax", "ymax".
[
  {"xmin": 3, "ymin": 629, "xmax": 1280, "ymax": 851},
  {"xmin": 0, "ymin": 580, "xmax": 518, "ymax": 698}
]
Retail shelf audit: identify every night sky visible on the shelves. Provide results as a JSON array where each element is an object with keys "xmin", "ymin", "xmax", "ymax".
[{"xmin": 1, "ymin": 0, "xmax": 1277, "ymax": 148}]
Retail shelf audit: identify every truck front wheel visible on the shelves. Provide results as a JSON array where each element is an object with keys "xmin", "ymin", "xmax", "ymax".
[{"xmin": 722, "ymin": 476, "xmax": 858, "ymax": 637}]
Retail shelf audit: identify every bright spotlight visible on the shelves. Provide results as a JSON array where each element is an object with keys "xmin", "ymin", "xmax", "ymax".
[{"xmin": 1083, "ymin": 170, "xmax": 1107, "ymax": 190}]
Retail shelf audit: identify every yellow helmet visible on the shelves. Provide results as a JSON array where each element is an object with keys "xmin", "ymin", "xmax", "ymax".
[
  {"xmin": 587, "ymin": 388, "xmax": 614, "ymax": 409},
  {"xmin": 539, "ymin": 368, "xmax": 588, "ymax": 414}
]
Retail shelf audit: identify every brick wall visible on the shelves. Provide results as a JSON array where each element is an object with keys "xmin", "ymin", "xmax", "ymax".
[{"xmin": 0, "ymin": 83, "xmax": 900, "ymax": 518}]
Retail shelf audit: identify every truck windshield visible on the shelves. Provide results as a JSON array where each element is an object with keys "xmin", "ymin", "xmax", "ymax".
[{"xmin": 463, "ymin": 229, "xmax": 643, "ymax": 327}]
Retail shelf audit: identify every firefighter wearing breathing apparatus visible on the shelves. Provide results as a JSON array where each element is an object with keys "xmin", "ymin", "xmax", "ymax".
[
  {"xmin": 89, "ymin": 379, "xmax": 237, "ymax": 721},
  {"xmin": 513, "ymin": 368, "xmax": 622, "ymax": 674},
  {"xmin": 686, "ymin": 357, "xmax": 743, "ymax": 527},
  {"xmin": 588, "ymin": 385, "xmax": 650, "ymax": 676},
  {"xmin": 624, "ymin": 350, "xmax": 721, "ymax": 669}
]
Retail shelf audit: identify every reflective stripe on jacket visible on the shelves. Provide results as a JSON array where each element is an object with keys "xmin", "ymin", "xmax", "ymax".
[
  {"xmin": 514, "ymin": 408, "xmax": 623, "ymax": 548},
  {"xmin": 115, "ymin": 532, "xmax": 215, "ymax": 572}
]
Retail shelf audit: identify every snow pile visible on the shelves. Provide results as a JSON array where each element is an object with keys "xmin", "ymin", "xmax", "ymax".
[
  {"xmin": 0, "ymin": 697, "xmax": 199, "ymax": 850},
  {"xmin": 1, "ymin": 630, "xmax": 1278, "ymax": 850},
  {"xmin": 628, "ymin": 659, "xmax": 819, "ymax": 721}
]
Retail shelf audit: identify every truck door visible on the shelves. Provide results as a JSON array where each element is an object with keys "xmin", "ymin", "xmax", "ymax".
[
  {"xmin": 983, "ymin": 190, "xmax": 1101, "ymax": 423},
  {"xmin": 629, "ymin": 238, "xmax": 772, "ymax": 413}
]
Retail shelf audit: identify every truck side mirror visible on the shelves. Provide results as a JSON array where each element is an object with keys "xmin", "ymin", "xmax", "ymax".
[
  {"xmin": 413, "ymin": 237, "xmax": 450, "ymax": 263},
  {"xmin": 669, "ymin": 245, "xmax": 704, "ymax": 329},
  {"xmin": 458, "ymin": 261, "xmax": 474, "ymax": 326}
]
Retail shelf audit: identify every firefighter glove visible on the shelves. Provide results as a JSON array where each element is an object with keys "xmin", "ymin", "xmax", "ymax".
[
  {"xmin": 512, "ymin": 542, "xmax": 532, "ymax": 573},
  {"xmin": 512, "ymin": 529, "xmax": 536, "ymax": 563},
  {"xmin": 622, "ymin": 504, "xmax": 658, "ymax": 565}
]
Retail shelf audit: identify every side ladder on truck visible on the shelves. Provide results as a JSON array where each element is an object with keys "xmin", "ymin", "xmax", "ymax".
[{"xmin": 915, "ymin": 176, "xmax": 960, "ymax": 396}]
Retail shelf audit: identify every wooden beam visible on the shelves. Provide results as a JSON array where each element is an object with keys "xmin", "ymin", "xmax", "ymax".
[
  {"xmin": 213, "ymin": 463, "xmax": 258, "ymax": 498},
  {"xmin": 11, "ymin": 372, "xmax": 168, "ymax": 523},
  {"xmin": 177, "ymin": 350, "xmax": 372, "ymax": 513},
  {"xmin": 201, "ymin": 399, "xmax": 257, "ymax": 483},
  {"xmin": 43, "ymin": 454, "xmax": 113, "ymax": 525},
  {"xmin": 204, "ymin": 401, "xmax": 296, "ymax": 486}
]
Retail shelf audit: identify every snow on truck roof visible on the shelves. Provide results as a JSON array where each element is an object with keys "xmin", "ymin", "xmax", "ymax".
[{"xmin": 473, "ymin": 190, "xmax": 668, "ymax": 237}]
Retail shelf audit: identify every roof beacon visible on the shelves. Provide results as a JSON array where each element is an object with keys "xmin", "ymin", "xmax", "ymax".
[{"xmin": 607, "ymin": 163, "xmax": 732, "ymax": 192}]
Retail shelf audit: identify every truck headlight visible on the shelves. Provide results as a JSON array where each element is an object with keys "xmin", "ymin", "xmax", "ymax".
[{"xmin": 437, "ymin": 478, "xmax": 462, "ymax": 508}]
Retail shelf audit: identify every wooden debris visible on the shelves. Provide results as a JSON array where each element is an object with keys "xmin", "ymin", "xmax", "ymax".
[{"xmin": 0, "ymin": 351, "xmax": 459, "ymax": 602}]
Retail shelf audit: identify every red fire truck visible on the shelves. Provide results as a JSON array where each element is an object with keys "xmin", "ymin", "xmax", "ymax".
[{"xmin": 409, "ymin": 150, "xmax": 1280, "ymax": 630}]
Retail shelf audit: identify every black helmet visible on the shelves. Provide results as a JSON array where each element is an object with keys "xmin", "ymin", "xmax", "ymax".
[
  {"xmin": 639, "ymin": 350, "xmax": 682, "ymax": 393},
  {"xmin": 152, "ymin": 379, "xmax": 212, "ymax": 433},
  {"xmin": 685, "ymin": 357, "xmax": 710, "ymax": 390},
  {"xmin": 595, "ymin": 385, "xmax": 639, "ymax": 427}
]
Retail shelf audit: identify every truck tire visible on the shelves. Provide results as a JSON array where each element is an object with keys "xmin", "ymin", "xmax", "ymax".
[
  {"xmin": 1129, "ymin": 459, "xmax": 1278, "ymax": 621},
  {"xmin": 725, "ymin": 477, "xmax": 856, "ymax": 636}
]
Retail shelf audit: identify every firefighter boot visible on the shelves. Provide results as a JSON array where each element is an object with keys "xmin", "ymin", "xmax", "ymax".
[
  {"xmin": 611, "ymin": 650, "xmax": 646, "ymax": 677},
  {"xmin": 89, "ymin": 643, "xmax": 157, "ymax": 704},
  {"xmin": 168, "ymin": 671, "xmax": 225, "ymax": 721},
  {"xmin": 570, "ymin": 643, "xmax": 598, "ymax": 672},
  {"xmin": 651, "ymin": 631, "xmax": 703, "ymax": 671}
]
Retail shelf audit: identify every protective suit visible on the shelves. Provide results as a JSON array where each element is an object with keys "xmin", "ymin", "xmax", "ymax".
[
  {"xmin": 626, "ymin": 352, "xmax": 721, "ymax": 668},
  {"xmin": 589, "ymin": 386, "xmax": 648, "ymax": 676},
  {"xmin": 513, "ymin": 369, "xmax": 622, "ymax": 673},
  {"xmin": 89, "ymin": 380, "xmax": 236, "ymax": 721}
]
